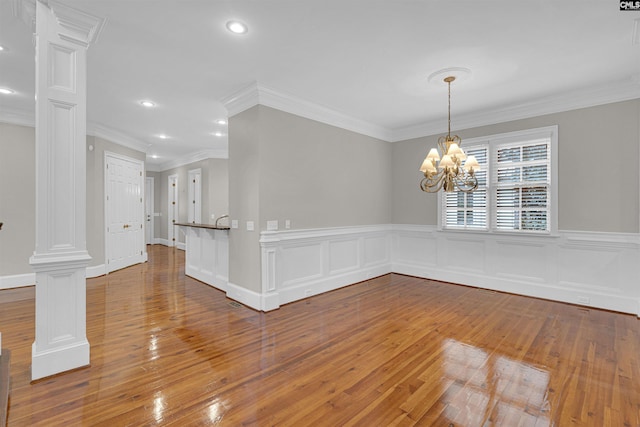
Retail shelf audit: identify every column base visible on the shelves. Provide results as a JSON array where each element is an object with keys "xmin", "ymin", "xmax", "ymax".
[
  {"xmin": 32, "ymin": 339, "xmax": 89, "ymax": 381},
  {"xmin": 30, "ymin": 252, "xmax": 91, "ymax": 381}
]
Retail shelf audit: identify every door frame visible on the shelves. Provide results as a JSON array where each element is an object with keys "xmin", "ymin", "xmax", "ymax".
[
  {"xmin": 104, "ymin": 151, "xmax": 145, "ymax": 273},
  {"xmin": 187, "ymin": 168, "xmax": 202, "ymax": 224},
  {"xmin": 145, "ymin": 176, "xmax": 154, "ymax": 245},
  {"xmin": 168, "ymin": 174, "xmax": 178, "ymax": 247}
]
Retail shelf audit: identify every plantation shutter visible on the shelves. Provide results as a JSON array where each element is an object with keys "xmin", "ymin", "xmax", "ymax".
[
  {"xmin": 442, "ymin": 145, "xmax": 489, "ymax": 230},
  {"xmin": 492, "ymin": 138, "xmax": 551, "ymax": 233}
]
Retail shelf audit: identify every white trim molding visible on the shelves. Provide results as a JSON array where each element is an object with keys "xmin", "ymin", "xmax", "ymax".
[
  {"xmin": 256, "ymin": 225, "xmax": 392, "ymax": 311},
  {"xmin": 221, "ymin": 82, "xmax": 394, "ymax": 142},
  {"xmin": 0, "ymin": 272, "xmax": 35, "ymax": 290},
  {"xmin": 1, "ymin": 264, "xmax": 105, "ymax": 290},
  {"xmin": 249, "ymin": 224, "xmax": 640, "ymax": 316},
  {"xmin": 391, "ymin": 225, "xmax": 640, "ymax": 316},
  {"xmin": 3, "ymin": 225, "xmax": 638, "ymax": 317},
  {"xmin": 147, "ymin": 148, "xmax": 228, "ymax": 173}
]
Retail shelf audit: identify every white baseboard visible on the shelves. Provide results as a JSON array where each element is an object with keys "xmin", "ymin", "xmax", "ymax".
[
  {"xmin": 152, "ymin": 238, "xmax": 185, "ymax": 250},
  {"xmin": 0, "ymin": 272, "xmax": 35, "ymax": 290},
  {"xmin": 226, "ymin": 281, "xmax": 264, "ymax": 311},
  {"xmin": 86, "ymin": 264, "xmax": 106, "ymax": 278}
]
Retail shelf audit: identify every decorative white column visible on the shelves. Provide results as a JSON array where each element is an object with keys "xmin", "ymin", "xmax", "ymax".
[{"xmin": 25, "ymin": 0, "xmax": 104, "ymax": 380}]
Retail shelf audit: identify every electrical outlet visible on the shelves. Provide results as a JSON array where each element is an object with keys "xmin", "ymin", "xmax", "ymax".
[
  {"xmin": 267, "ymin": 220, "xmax": 278, "ymax": 231},
  {"xmin": 231, "ymin": 220, "xmax": 239, "ymax": 229}
]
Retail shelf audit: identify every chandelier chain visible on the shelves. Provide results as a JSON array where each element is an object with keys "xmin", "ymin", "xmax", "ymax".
[{"xmin": 448, "ymin": 78, "xmax": 451, "ymax": 137}]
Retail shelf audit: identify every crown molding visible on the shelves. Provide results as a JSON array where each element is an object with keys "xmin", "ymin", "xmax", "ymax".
[
  {"xmin": 220, "ymin": 82, "xmax": 260, "ymax": 117},
  {"xmin": 391, "ymin": 78, "xmax": 640, "ymax": 142},
  {"xmin": 147, "ymin": 149, "xmax": 228, "ymax": 172},
  {"xmin": 87, "ymin": 123, "xmax": 150, "ymax": 153},
  {"xmin": 221, "ymin": 82, "xmax": 394, "ymax": 141},
  {"xmin": 0, "ymin": 107, "xmax": 35, "ymax": 127},
  {"xmin": 222, "ymin": 78, "xmax": 640, "ymax": 145}
]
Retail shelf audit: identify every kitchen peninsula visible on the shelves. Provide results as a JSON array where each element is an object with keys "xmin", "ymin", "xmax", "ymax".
[{"xmin": 175, "ymin": 223, "xmax": 229, "ymax": 292}]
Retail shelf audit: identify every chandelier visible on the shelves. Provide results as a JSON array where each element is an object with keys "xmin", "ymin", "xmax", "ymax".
[{"xmin": 419, "ymin": 76, "xmax": 479, "ymax": 193}]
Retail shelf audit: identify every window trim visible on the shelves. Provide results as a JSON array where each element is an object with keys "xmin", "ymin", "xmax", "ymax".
[{"xmin": 437, "ymin": 125, "xmax": 558, "ymax": 236}]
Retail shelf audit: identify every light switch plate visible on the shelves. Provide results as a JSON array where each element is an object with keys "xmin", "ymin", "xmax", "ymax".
[
  {"xmin": 246, "ymin": 221, "xmax": 254, "ymax": 231},
  {"xmin": 231, "ymin": 220, "xmax": 239, "ymax": 229},
  {"xmin": 285, "ymin": 219, "xmax": 291, "ymax": 229},
  {"xmin": 267, "ymin": 220, "xmax": 278, "ymax": 231}
]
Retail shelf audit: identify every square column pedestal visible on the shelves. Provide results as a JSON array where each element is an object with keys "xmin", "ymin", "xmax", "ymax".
[{"xmin": 30, "ymin": 254, "xmax": 91, "ymax": 380}]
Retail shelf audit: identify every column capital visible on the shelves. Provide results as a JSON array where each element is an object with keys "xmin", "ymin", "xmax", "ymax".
[{"xmin": 13, "ymin": 0, "xmax": 105, "ymax": 47}]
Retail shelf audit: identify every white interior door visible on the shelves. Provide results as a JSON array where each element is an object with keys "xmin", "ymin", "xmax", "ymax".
[
  {"xmin": 168, "ymin": 174, "xmax": 178, "ymax": 246},
  {"xmin": 106, "ymin": 153, "xmax": 144, "ymax": 272},
  {"xmin": 188, "ymin": 168, "xmax": 202, "ymax": 224},
  {"xmin": 145, "ymin": 177, "xmax": 154, "ymax": 245}
]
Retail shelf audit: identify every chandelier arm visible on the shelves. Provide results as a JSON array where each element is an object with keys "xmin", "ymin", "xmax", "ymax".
[
  {"xmin": 454, "ymin": 173, "xmax": 479, "ymax": 193},
  {"xmin": 420, "ymin": 171, "xmax": 445, "ymax": 193}
]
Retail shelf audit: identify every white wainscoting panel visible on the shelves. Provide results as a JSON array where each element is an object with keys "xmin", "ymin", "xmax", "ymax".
[
  {"xmin": 280, "ymin": 243, "xmax": 324, "ymax": 288},
  {"xmin": 328, "ymin": 238, "xmax": 359, "ymax": 274},
  {"xmin": 392, "ymin": 225, "xmax": 640, "ymax": 316},
  {"xmin": 492, "ymin": 239, "xmax": 548, "ymax": 283},
  {"xmin": 182, "ymin": 227, "xmax": 229, "ymax": 292},
  {"xmin": 259, "ymin": 225, "xmax": 392, "ymax": 310}
]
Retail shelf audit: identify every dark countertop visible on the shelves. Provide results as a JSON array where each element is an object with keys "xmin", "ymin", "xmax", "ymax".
[{"xmin": 174, "ymin": 222, "xmax": 230, "ymax": 230}]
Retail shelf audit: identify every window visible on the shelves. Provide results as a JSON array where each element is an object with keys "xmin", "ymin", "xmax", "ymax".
[{"xmin": 440, "ymin": 126, "xmax": 557, "ymax": 234}]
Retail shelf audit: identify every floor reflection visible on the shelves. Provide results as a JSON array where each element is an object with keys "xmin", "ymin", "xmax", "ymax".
[{"xmin": 442, "ymin": 338, "xmax": 551, "ymax": 426}]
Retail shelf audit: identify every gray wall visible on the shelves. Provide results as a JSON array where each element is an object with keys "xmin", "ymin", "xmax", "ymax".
[
  {"xmin": 392, "ymin": 99, "xmax": 640, "ymax": 233},
  {"xmin": 229, "ymin": 106, "xmax": 262, "ymax": 292},
  {"xmin": 0, "ymin": 123, "xmax": 35, "ymax": 276},
  {"xmin": 229, "ymin": 105, "xmax": 392, "ymax": 292},
  {"xmin": 259, "ymin": 106, "xmax": 392, "ymax": 229}
]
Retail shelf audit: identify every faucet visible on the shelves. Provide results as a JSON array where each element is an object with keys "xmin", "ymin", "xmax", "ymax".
[{"xmin": 215, "ymin": 215, "xmax": 229, "ymax": 227}]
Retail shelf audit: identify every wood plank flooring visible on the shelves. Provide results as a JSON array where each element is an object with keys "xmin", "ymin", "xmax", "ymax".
[{"xmin": 0, "ymin": 245, "xmax": 639, "ymax": 426}]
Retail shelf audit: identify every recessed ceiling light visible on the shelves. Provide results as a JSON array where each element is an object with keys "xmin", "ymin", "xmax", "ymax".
[
  {"xmin": 215, "ymin": 119, "xmax": 227, "ymax": 125},
  {"xmin": 214, "ymin": 132, "xmax": 224, "ymax": 137},
  {"xmin": 151, "ymin": 154, "xmax": 158, "ymax": 159},
  {"xmin": 158, "ymin": 134, "xmax": 169, "ymax": 139},
  {"xmin": 140, "ymin": 100, "xmax": 155, "ymax": 107},
  {"xmin": 0, "ymin": 88, "xmax": 15, "ymax": 95},
  {"xmin": 0, "ymin": 46, "xmax": 5, "ymax": 52},
  {"xmin": 226, "ymin": 20, "xmax": 248, "ymax": 34}
]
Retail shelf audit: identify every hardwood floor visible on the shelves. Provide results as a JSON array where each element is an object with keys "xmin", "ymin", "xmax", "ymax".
[{"xmin": 0, "ymin": 245, "xmax": 639, "ymax": 426}]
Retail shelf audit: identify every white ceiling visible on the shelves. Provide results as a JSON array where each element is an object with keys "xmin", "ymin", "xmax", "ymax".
[{"xmin": 1, "ymin": 1, "xmax": 639, "ymax": 169}]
